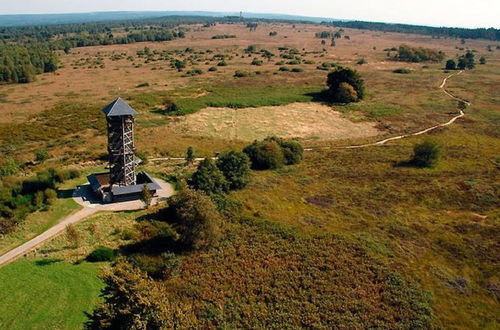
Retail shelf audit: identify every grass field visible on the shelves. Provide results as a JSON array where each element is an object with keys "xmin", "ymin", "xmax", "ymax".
[{"xmin": 0, "ymin": 260, "xmax": 104, "ymax": 330}]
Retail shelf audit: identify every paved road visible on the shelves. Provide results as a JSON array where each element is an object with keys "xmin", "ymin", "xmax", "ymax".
[{"xmin": 0, "ymin": 178, "xmax": 174, "ymax": 266}]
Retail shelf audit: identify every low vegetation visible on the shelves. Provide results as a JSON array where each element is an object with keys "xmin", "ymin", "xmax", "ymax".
[{"xmin": 394, "ymin": 44, "xmax": 445, "ymax": 63}]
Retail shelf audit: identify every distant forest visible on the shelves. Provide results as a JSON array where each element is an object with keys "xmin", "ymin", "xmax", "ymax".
[{"xmin": 323, "ymin": 20, "xmax": 500, "ymax": 41}]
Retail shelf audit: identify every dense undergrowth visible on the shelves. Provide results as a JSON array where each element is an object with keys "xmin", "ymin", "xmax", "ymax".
[{"xmin": 87, "ymin": 215, "xmax": 433, "ymax": 329}]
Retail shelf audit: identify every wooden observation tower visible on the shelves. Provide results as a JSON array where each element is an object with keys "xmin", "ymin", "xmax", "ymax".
[{"xmin": 102, "ymin": 98, "xmax": 138, "ymax": 187}]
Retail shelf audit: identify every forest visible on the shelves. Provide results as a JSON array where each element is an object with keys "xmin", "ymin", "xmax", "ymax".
[{"xmin": 323, "ymin": 20, "xmax": 500, "ymax": 41}]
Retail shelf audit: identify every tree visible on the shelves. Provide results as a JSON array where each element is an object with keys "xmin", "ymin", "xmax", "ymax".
[
  {"xmin": 185, "ymin": 146, "xmax": 195, "ymax": 164},
  {"xmin": 65, "ymin": 224, "xmax": 81, "ymax": 248},
  {"xmin": 141, "ymin": 184, "xmax": 153, "ymax": 208},
  {"xmin": 465, "ymin": 51, "xmax": 476, "ymax": 69},
  {"xmin": 243, "ymin": 139, "xmax": 285, "ymax": 170},
  {"xmin": 216, "ymin": 151, "xmax": 251, "ymax": 190},
  {"xmin": 409, "ymin": 140, "xmax": 441, "ymax": 168},
  {"xmin": 479, "ymin": 56, "xmax": 487, "ymax": 64},
  {"xmin": 445, "ymin": 59, "xmax": 457, "ymax": 70},
  {"xmin": 189, "ymin": 158, "xmax": 229, "ymax": 196},
  {"xmin": 326, "ymin": 67, "xmax": 365, "ymax": 103},
  {"xmin": 457, "ymin": 57, "xmax": 467, "ymax": 70},
  {"xmin": 167, "ymin": 187, "xmax": 222, "ymax": 250}
]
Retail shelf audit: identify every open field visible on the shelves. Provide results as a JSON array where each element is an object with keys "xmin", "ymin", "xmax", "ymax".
[
  {"xmin": 0, "ymin": 19, "xmax": 498, "ymax": 329},
  {"xmin": 0, "ymin": 259, "xmax": 104, "ymax": 330}
]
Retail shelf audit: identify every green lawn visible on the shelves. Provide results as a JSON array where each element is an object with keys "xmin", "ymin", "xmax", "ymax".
[{"xmin": 0, "ymin": 259, "xmax": 104, "ymax": 330}]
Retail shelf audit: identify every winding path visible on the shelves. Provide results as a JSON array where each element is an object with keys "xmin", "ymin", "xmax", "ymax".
[
  {"xmin": 306, "ymin": 71, "xmax": 470, "ymax": 150},
  {"xmin": 0, "ymin": 179, "xmax": 174, "ymax": 266}
]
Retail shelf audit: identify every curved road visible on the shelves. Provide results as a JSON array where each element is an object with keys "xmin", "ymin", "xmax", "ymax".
[{"xmin": 0, "ymin": 178, "xmax": 174, "ymax": 266}]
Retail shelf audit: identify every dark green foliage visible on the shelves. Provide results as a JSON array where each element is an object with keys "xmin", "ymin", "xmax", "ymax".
[
  {"xmin": 394, "ymin": 44, "xmax": 445, "ymax": 62},
  {"xmin": 172, "ymin": 59, "xmax": 185, "ymax": 71},
  {"xmin": 291, "ymin": 67, "xmax": 303, "ymax": 72},
  {"xmin": 211, "ymin": 34, "xmax": 236, "ymax": 39},
  {"xmin": 269, "ymin": 31, "xmax": 278, "ymax": 36},
  {"xmin": 326, "ymin": 66, "xmax": 365, "ymax": 103},
  {"xmin": 464, "ymin": 50, "xmax": 476, "ymax": 69},
  {"xmin": 185, "ymin": 146, "xmax": 195, "ymax": 164},
  {"xmin": 208, "ymin": 66, "xmax": 217, "ymax": 72},
  {"xmin": 188, "ymin": 158, "xmax": 229, "ymax": 196},
  {"xmin": 410, "ymin": 140, "xmax": 441, "ymax": 168},
  {"xmin": 326, "ymin": 20, "xmax": 500, "ymax": 41},
  {"xmin": 135, "ymin": 82, "xmax": 149, "ymax": 88},
  {"xmin": 479, "ymin": 56, "xmax": 487, "ymax": 64},
  {"xmin": 186, "ymin": 68, "xmax": 203, "ymax": 76},
  {"xmin": 393, "ymin": 68, "xmax": 412, "ymax": 74},
  {"xmin": 217, "ymin": 60, "xmax": 227, "ymax": 66},
  {"xmin": 265, "ymin": 136, "xmax": 304, "ymax": 165},
  {"xmin": 243, "ymin": 139, "xmax": 285, "ymax": 170},
  {"xmin": 86, "ymin": 247, "xmax": 116, "ymax": 262},
  {"xmin": 0, "ymin": 42, "xmax": 58, "ymax": 84},
  {"xmin": 457, "ymin": 57, "xmax": 467, "ymax": 70},
  {"xmin": 445, "ymin": 59, "xmax": 457, "ymax": 70},
  {"xmin": 216, "ymin": 151, "xmax": 251, "ymax": 190},
  {"xmin": 165, "ymin": 187, "xmax": 222, "ymax": 250}
]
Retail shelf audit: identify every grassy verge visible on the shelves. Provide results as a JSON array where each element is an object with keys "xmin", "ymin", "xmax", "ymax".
[{"xmin": 0, "ymin": 259, "xmax": 104, "ymax": 330}]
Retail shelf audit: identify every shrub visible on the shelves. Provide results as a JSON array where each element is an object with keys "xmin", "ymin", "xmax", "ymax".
[
  {"xmin": 445, "ymin": 59, "xmax": 457, "ymax": 70},
  {"xmin": 189, "ymin": 158, "xmax": 229, "ymax": 196},
  {"xmin": 234, "ymin": 70, "xmax": 251, "ymax": 78},
  {"xmin": 291, "ymin": 68, "xmax": 304, "ymax": 72},
  {"xmin": 393, "ymin": 68, "xmax": 412, "ymax": 74},
  {"xmin": 357, "ymin": 58, "xmax": 367, "ymax": 65},
  {"xmin": 166, "ymin": 187, "xmax": 222, "ymax": 249},
  {"xmin": 479, "ymin": 56, "xmax": 486, "ymax": 64},
  {"xmin": 86, "ymin": 247, "xmax": 116, "ymax": 262},
  {"xmin": 251, "ymin": 58, "xmax": 263, "ymax": 66},
  {"xmin": 35, "ymin": 148, "xmax": 49, "ymax": 162},
  {"xmin": 186, "ymin": 68, "xmax": 203, "ymax": 76},
  {"xmin": 333, "ymin": 82, "xmax": 359, "ymax": 103},
  {"xmin": 217, "ymin": 61, "xmax": 227, "ymax": 66},
  {"xmin": 326, "ymin": 66, "xmax": 365, "ymax": 103},
  {"xmin": 136, "ymin": 82, "xmax": 150, "ymax": 88},
  {"xmin": 208, "ymin": 66, "xmax": 218, "ymax": 72},
  {"xmin": 0, "ymin": 158, "xmax": 20, "ymax": 177},
  {"xmin": 43, "ymin": 188, "xmax": 57, "ymax": 204},
  {"xmin": 265, "ymin": 136, "xmax": 304, "ymax": 165},
  {"xmin": 278, "ymin": 66, "xmax": 290, "ymax": 72},
  {"xmin": 216, "ymin": 151, "xmax": 251, "ymax": 190},
  {"xmin": 243, "ymin": 140, "xmax": 285, "ymax": 170},
  {"xmin": 410, "ymin": 140, "xmax": 441, "ymax": 168}
]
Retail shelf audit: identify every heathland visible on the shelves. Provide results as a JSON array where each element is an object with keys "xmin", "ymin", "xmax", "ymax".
[{"xmin": 0, "ymin": 15, "xmax": 498, "ymax": 329}]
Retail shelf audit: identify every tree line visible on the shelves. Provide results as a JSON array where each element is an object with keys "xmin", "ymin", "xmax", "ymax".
[
  {"xmin": 0, "ymin": 41, "xmax": 58, "ymax": 83},
  {"xmin": 322, "ymin": 20, "xmax": 500, "ymax": 41}
]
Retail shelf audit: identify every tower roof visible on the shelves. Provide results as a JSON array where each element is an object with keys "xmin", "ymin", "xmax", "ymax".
[{"xmin": 102, "ymin": 98, "xmax": 138, "ymax": 117}]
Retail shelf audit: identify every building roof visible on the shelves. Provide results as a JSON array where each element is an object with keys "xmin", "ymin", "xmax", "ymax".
[{"xmin": 102, "ymin": 98, "xmax": 138, "ymax": 117}]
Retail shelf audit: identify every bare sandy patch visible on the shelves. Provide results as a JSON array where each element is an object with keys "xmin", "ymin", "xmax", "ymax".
[{"xmin": 167, "ymin": 102, "xmax": 382, "ymax": 141}]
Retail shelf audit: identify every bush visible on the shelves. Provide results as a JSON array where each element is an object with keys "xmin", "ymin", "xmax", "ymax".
[
  {"xmin": 166, "ymin": 187, "xmax": 222, "ymax": 249},
  {"xmin": 87, "ymin": 247, "xmax": 116, "ymax": 262},
  {"xmin": 136, "ymin": 82, "xmax": 150, "ymax": 88},
  {"xmin": 216, "ymin": 151, "xmax": 251, "ymax": 190},
  {"xmin": 189, "ymin": 158, "xmax": 229, "ymax": 196},
  {"xmin": 234, "ymin": 70, "xmax": 251, "ymax": 78},
  {"xmin": 278, "ymin": 66, "xmax": 290, "ymax": 72},
  {"xmin": 35, "ymin": 148, "xmax": 49, "ymax": 162},
  {"xmin": 243, "ymin": 139, "xmax": 285, "ymax": 170},
  {"xmin": 333, "ymin": 82, "xmax": 359, "ymax": 103},
  {"xmin": 251, "ymin": 58, "xmax": 263, "ymax": 66},
  {"xmin": 326, "ymin": 66, "xmax": 365, "ymax": 103},
  {"xmin": 208, "ymin": 66, "xmax": 218, "ymax": 72},
  {"xmin": 410, "ymin": 140, "xmax": 441, "ymax": 168},
  {"xmin": 263, "ymin": 136, "xmax": 303, "ymax": 165},
  {"xmin": 291, "ymin": 68, "xmax": 304, "ymax": 73},
  {"xmin": 357, "ymin": 58, "xmax": 367, "ymax": 65},
  {"xmin": 217, "ymin": 61, "xmax": 228, "ymax": 66},
  {"xmin": 393, "ymin": 68, "xmax": 412, "ymax": 74},
  {"xmin": 445, "ymin": 59, "xmax": 457, "ymax": 70},
  {"xmin": 480, "ymin": 56, "xmax": 487, "ymax": 64}
]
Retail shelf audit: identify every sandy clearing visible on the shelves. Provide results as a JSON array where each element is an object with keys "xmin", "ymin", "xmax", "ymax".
[{"xmin": 167, "ymin": 102, "xmax": 381, "ymax": 141}]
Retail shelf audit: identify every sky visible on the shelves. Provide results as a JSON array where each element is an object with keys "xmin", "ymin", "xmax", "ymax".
[{"xmin": 0, "ymin": 0, "xmax": 498, "ymax": 29}]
